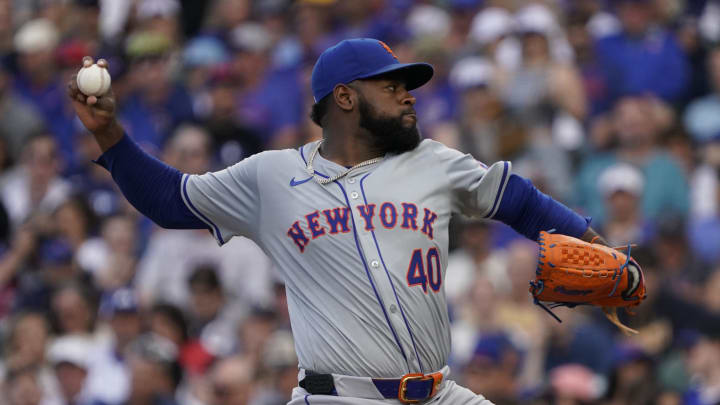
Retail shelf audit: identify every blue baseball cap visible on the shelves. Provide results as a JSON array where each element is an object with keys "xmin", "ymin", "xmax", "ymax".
[
  {"xmin": 311, "ymin": 38, "xmax": 434, "ymax": 102},
  {"xmin": 99, "ymin": 288, "xmax": 139, "ymax": 318}
]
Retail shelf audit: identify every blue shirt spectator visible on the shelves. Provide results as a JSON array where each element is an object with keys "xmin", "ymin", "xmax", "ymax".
[
  {"xmin": 13, "ymin": 74, "xmax": 77, "ymax": 169},
  {"xmin": 595, "ymin": 29, "xmax": 689, "ymax": 103},
  {"xmin": 234, "ymin": 67, "xmax": 303, "ymax": 146},
  {"xmin": 595, "ymin": 0, "xmax": 689, "ymax": 103},
  {"xmin": 575, "ymin": 152, "xmax": 689, "ymax": 225},
  {"xmin": 119, "ymin": 83, "xmax": 195, "ymax": 151}
]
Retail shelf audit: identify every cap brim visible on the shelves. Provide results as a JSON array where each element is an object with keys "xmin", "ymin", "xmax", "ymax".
[{"xmin": 358, "ymin": 62, "xmax": 434, "ymax": 91}]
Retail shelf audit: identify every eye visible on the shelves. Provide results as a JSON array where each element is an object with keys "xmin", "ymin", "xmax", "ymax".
[{"xmin": 386, "ymin": 84, "xmax": 396, "ymax": 92}]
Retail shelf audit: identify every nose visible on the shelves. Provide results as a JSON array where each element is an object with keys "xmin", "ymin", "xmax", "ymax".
[{"xmin": 401, "ymin": 90, "xmax": 416, "ymax": 106}]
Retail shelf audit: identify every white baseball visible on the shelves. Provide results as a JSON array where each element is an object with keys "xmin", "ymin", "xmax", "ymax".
[{"xmin": 76, "ymin": 63, "xmax": 111, "ymax": 97}]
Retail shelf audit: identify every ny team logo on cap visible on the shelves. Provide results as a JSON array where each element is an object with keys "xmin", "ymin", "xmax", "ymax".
[{"xmin": 378, "ymin": 40, "xmax": 398, "ymax": 60}]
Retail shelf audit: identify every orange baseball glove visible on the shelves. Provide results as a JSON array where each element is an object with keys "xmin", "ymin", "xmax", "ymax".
[{"xmin": 530, "ymin": 231, "xmax": 647, "ymax": 334}]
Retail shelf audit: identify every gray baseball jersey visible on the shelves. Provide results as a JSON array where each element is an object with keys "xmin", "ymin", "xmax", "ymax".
[{"xmin": 181, "ymin": 139, "xmax": 510, "ymax": 378}]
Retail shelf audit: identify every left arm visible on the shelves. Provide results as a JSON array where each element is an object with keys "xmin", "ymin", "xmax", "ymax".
[{"xmin": 493, "ymin": 174, "xmax": 596, "ymax": 241}]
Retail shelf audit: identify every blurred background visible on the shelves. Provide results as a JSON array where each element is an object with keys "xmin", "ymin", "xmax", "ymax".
[{"xmin": 0, "ymin": 0, "xmax": 719, "ymax": 404}]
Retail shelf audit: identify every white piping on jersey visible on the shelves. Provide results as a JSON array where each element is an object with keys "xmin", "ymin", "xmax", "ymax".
[{"xmin": 306, "ymin": 140, "xmax": 384, "ymax": 185}]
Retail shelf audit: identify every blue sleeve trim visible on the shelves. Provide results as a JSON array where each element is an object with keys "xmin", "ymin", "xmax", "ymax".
[
  {"xmin": 181, "ymin": 175, "xmax": 225, "ymax": 244},
  {"xmin": 93, "ymin": 134, "xmax": 207, "ymax": 230},
  {"xmin": 494, "ymin": 174, "xmax": 590, "ymax": 240},
  {"xmin": 484, "ymin": 161, "xmax": 509, "ymax": 219}
]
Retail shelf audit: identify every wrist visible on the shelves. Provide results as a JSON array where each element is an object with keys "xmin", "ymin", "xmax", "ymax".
[{"xmin": 94, "ymin": 120, "xmax": 124, "ymax": 152}]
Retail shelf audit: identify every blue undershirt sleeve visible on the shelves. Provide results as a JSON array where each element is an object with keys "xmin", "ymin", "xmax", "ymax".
[
  {"xmin": 493, "ymin": 174, "xmax": 590, "ymax": 240},
  {"xmin": 93, "ymin": 134, "xmax": 207, "ymax": 230}
]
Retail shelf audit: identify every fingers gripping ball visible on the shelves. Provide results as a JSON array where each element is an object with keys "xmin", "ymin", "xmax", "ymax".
[
  {"xmin": 76, "ymin": 63, "xmax": 111, "ymax": 97},
  {"xmin": 529, "ymin": 231, "xmax": 647, "ymax": 334}
]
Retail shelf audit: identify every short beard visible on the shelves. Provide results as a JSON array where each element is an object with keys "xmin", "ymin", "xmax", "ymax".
[{"xmin": 357, "ymin": 95, "xmax": 421, "ymax": 155}]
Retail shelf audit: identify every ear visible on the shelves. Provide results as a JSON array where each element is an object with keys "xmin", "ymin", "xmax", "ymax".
[{"xmin": 332, "ymin": 84, "xmax": 356, "ymax": 112}]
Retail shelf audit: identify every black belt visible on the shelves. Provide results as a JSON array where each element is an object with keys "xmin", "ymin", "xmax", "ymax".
[{"xmin": 300, "ymin": 371, "xmax": 443, "ymax": 404}]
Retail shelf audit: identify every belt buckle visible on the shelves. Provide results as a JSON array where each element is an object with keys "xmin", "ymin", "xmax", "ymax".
[{"xmin": 398, "ymin": 373, "xmax": 433, "ymax": 404}]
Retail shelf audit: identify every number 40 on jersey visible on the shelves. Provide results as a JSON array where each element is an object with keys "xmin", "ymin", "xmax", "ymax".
[{"xmin": 406, "ymin": 247, "xmax": 442, "ymax": 293}]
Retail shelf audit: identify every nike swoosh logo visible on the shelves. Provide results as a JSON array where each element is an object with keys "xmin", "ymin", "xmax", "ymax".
[{"xmin": 290, "ymin": 176, "xmax": 313, "ymax": 187}]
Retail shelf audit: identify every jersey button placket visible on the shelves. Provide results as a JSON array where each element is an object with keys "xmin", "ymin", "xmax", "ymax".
[{"xmin": 346, "ymin": 184, "xmax": 414, "ymax": 370}]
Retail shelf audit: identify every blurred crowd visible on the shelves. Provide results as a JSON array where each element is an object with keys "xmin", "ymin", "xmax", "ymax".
[{"xmin": 1, "ymin": 0, "xmax": 720, "ymax": 404}]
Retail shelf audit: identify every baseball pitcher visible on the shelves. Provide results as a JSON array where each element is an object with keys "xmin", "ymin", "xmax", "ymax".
[{"xmin": 69, "ymin": 38, "xmax": 636, "ymax": 404}]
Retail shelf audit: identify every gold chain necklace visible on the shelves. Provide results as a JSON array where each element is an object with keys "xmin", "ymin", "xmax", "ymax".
[{"xmin": 305, "ymin": 140, "xmax": 383, "ymax": 185}]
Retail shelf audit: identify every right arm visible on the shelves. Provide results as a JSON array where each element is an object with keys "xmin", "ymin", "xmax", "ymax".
[
  {"xmin": 69, "ymin": 57, "xmax": 260, "ymax": 243},
  {"xmin": 69, "ymin": 57, "xmax": 206, "ymax": 230}
]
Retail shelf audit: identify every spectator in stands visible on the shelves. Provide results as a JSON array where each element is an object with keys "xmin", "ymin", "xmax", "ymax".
[
  {"xmin": 229, "ymin": 22, "xmax": 303, "ymax": 149},
  {"xmin": 565, "ymin": 11, "xmax": 613, "ymax": 117},
  {"xmin": 12, "ymin": 18, "xmax": 78, "ymax": 168},
  {"xmin": 603, "ymin": 345, "xmax": 658, "ymax": 404},
  {"xmin": 208, "ymin": 356, "xmax": 255, "ymax": 405},
  {"xmin": 467, "ymin": 7, "xmax": 519, "ymax": 71},
  {"xmin": 1, "ymin": 133, "xmax": 71, "ymax": 229},
  {"xmin": 1, "ymin": 312, "xmax": 60, "ymax": 402},
  {"xmin": 685, "ymin": 49, "xmax": 720, "ymax": 263},
  {"xmin": 183, "ymin": 265, "xmax": 243, "ymax": 366},
  {"xmin": 53, "ymin": 196, "xmax": 99, "ymax": 268},
  {"xmin": 446, "ymin": 219, "xmax": 508, "ymax": 312},
  {"xmin": 136, "ymin": 126, "xmax": 273, "ymax": 310},
  {"xmin": 463, "ymin": 333, "xmax": 523, "ymax": 404},
  {"xmin": 541, "ymin": 364, "xmax": 603, "ymax": 405},
  {"xmin": 684, "ymin": 46, "xmax": 720, "ymax": 144},
  {"xmin": 4, "ymin": 366, "xmax": 46, "ymax": 405},
  {"xmin": 250, "ymin": 330, "xmax": 298, "ymax": 405},
  {"xmin": 448, "ymin": 56, "xmax": 526, "ymax": 164},
  {"xmin": 597, "ymin": 162, "xmax": 655, "ymax": 246},
  {"xmin": 684, "ymin": 336, "xmax": 720, "ymax": 405},
  {"xmin": 495, "ymin": 240, "xmax": 549, "ymax": 392},
  {"xmin": 85, "ymin": 288, "xmax": 141, "ymax": 405},
  {"xmin": 293, "ymin": 0, "xmax": 337, "ymax": 58},
  {"xmin": 595, "ymin": 0, "xmax": 689, "ymax": 103},
  {"xmin": 497, "ymin": 4, "xmax": 585, "ymax": 122},
  {"xmin": 134, "ymin": 0, "xmax": 181, "ymax": 44},
  {"xmin": 119, "ymin": 31, "xmax": 194, "ymax": 151},
  {"xmin": 181, "ymin": 35, "xmax": 230, "ymax": 113},
  {"xmin": 688, "ymin": 148, "xmax": 720, "ymax": 264},
  {"xmin": 201, "ymin": 70, "xmax": 264, "ymax": 167},
  {"xmin": 542, "ymin": 311, "xmax": 617, "ymax": 376},
  {"xmin": 66, "ymin": 132, "xmax": 123, "ymax": 219},
  {"xmin": 149, "ymin": 304, "xmax": 189, "ymax": 352},
  {"xmin": 86, "ymin": 215, "xmax": 137, "ymax": 292},
  {"xmin": 408, "ymin": 38, "xmax": 458, "ymax": 141},
  {"xmin": 451, "ymin": 276, "xmax": 511, "ymax": 370},
  {"xmin": 48, "ymin": 335, "xmax": 94, "ymax": 405},
  {"xmin": 50, "ymin": 283, "xmax": 105, "ymax": 346},
  {"xmin": 187, "ymin": 265, "xmax": 228, "ymax": 338},
  {"xmin": 0, "ymin": 60, "xmax": 43, "ymax": 161},
  {"xmin": 237, "ymin": 307, "xmax": 278, "ymax": 366},
  {"xmin": 494, "ymin": 4, "xmax": 585, "ymax": 200},
  {"xmin": 123, "ymin": 334, "xmax": 182, "ymax": 405},
  {"xmin": 571, "ymin": 0, "xmax": 622, "ymax": 39},
  {"xmin": 0, "ymin": 223, "xmax": 37, "ymax": 293},
  {"xmin": 575, "ymin": 96, "xmax": 689, "ymax": 224}
]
